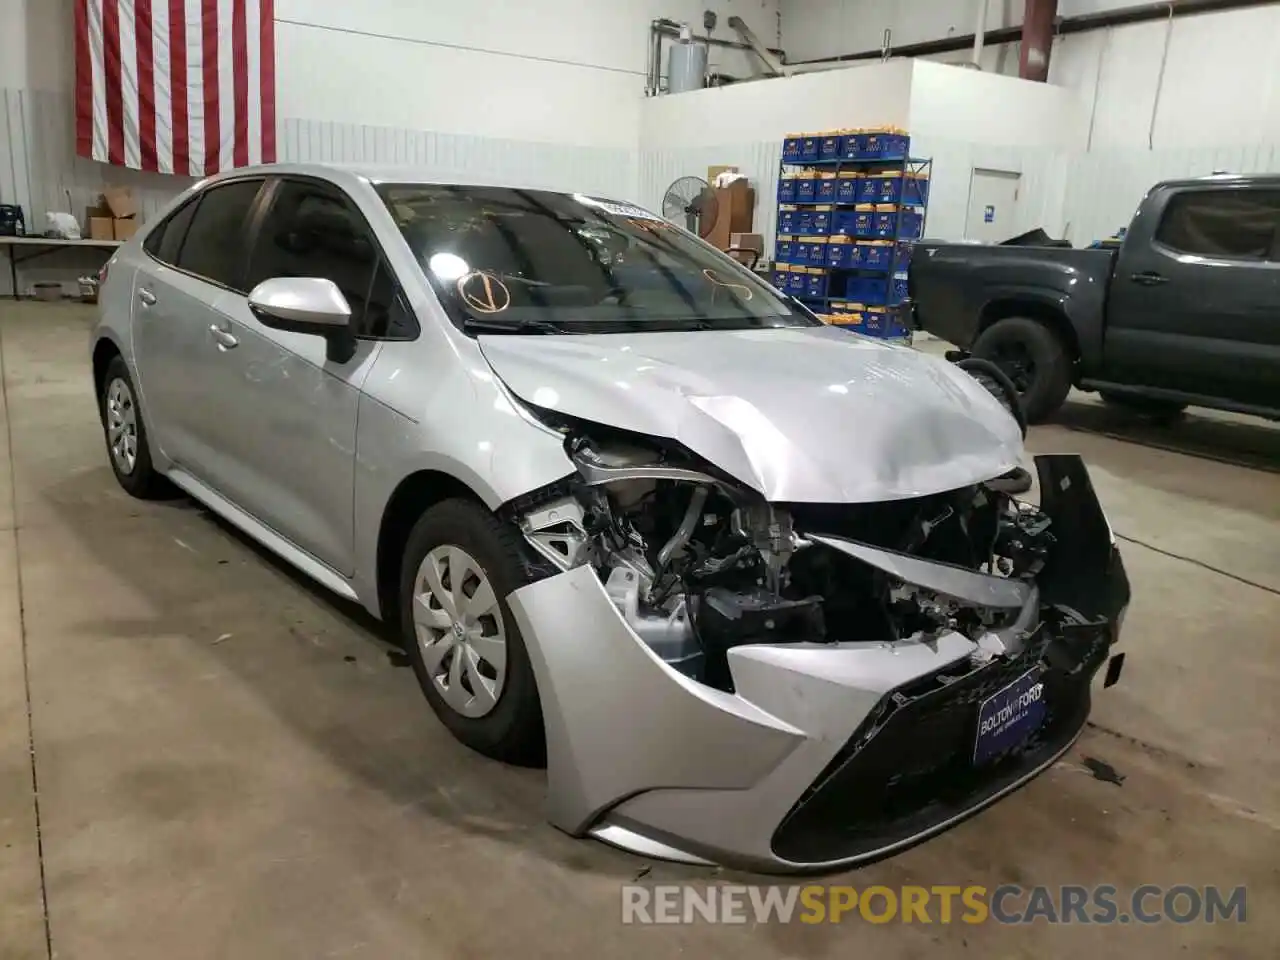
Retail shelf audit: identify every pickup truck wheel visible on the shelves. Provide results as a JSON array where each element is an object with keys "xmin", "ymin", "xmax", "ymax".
[
  {"xmin": 972, "ymin": 317, "xmax": 1072, "ymax": 424},
  {"xmin": 1100, "ymin": 391, "xmax": 1187, "ymax": 423}
]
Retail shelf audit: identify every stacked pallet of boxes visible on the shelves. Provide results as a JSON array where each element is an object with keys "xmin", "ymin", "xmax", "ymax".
[{"xmin": 770, "ymin": 129, "xmax": 930, "ymax": 340}]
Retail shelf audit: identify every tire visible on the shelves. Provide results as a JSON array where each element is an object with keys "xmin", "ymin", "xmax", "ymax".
[
  {"xmin": 399, "ymin": 498, "xmax": 546, "ymax": 766},
  {"xmin": 98, "ymin": 356, "xmax": 170, "ymax": 499},
  {"xmin": 972, "ymin": 317, "xmax": 1073, "ymax": 424},
  {"xmin": 1100, "ymin": 391, "xmax": 1187, "ymax": 423}
]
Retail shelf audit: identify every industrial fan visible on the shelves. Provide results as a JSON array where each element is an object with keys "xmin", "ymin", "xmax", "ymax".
[{"xmin": 662, "ymin": 176, "xmax": 719, "ymax": 238}]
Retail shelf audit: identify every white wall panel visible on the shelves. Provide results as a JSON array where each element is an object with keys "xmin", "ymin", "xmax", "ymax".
[{"xmin": 640, "ymin": 59, "xmax": 914, "ymax": 147}]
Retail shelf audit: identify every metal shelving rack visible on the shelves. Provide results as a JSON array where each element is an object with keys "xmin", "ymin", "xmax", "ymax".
[{"xmin": 772, "ymin": 133, "xmax": 931, "ymax": 341}]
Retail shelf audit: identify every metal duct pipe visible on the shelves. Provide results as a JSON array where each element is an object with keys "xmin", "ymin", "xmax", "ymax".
[
  {"xmin": 972, "ymin": 0, "xmax": 989, "ymax": 67},
  {"xmin": 1019, "ymin": 0, "xmax": 1059, "ymax": 81},
  {"xmin": 790, "ymin": 0, "xmax": 1277, "ymax": 66}
]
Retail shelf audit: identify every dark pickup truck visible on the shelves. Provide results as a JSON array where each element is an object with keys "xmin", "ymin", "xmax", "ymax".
[{"xmin": 908, "ymin": 174, "xmax": 1280, "ymax": 423}]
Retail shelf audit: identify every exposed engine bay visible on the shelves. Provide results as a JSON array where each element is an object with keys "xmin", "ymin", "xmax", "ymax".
[{"xmin": 514, "ymin": 416, "xmax": 1058, "ymax": 692}]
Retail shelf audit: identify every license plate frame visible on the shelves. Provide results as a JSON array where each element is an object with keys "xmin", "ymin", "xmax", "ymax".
[{"xmin": 973, "ymin": 667, "xmax": 1047, "ymax": 766}]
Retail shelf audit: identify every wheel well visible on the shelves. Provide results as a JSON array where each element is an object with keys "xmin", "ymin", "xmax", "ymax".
[
  {"xmin": 92, "ymin": 338, "xmax": 121, "ymax": 400},
  {"xmin": 978, "ymin": 299, "xmax": 1080, "ymax": 360},
  {"xmin": 375, "ymin": 470, "xmax": 485, "ymax": 625}
]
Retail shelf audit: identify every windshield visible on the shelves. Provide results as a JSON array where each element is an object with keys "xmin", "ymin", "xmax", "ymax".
[{"xmin": 376, "ymin": 184, "xmax": 818, "ymax": 333}]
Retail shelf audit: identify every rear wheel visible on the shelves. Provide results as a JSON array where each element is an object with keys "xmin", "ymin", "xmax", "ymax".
[
  {"xmin": 1099, "ymin": 391, "xmax": 1187, "ymax": 424},
  {"xmin": 972, "ymin": 316, "xmax": 1072, "ymax": 424},
  {"xmin": 399, "ymin": 499, "xmax": 546, "ymax": 766}
]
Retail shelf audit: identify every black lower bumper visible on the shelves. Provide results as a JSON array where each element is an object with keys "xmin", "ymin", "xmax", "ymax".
[
  {"xmin": 770, "ymin": 619, "xmax": 1109, "ymax": 865},
  {"xmin": 771, "ymin": 453, "xmax": 1130, "ymax": 867}
]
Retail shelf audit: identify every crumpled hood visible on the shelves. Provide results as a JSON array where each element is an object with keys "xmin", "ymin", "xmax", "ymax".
[{"xmin": 478, "ymin": 325, "xmax": 1024, "ymax": 503}]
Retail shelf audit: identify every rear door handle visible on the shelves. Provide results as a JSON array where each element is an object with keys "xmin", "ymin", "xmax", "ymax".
[
  {"xmin": 1129, "ymin": 271, "xmax": 1168, "ymax": 286},
  {"xmin": 137, "ymin": 288, "xmax": 157, "ymax": 306},
  {"xmin": 209, "ymin": 325, "xmax": 239, "ymax": 350}
]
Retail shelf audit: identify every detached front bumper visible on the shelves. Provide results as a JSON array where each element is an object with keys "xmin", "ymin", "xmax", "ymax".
[{"xmin": 506, "ymin": 455, "xmax": 1130, "ymax": 874}]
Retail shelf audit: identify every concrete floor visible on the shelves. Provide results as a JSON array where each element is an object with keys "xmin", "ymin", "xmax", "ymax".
[{"xmin": 1, "ymin": 302, "xmax": 1277, "ymax": 959}]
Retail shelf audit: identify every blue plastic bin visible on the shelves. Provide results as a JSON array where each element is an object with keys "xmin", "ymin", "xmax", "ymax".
[
  {"xmin": 786, "ymin": 271, "xmax": 808, "ymax": 296},
  {"xmin": 836, "ymin": 174, "xmax": 860, "ymax": 203},
  {"xmin": 862, "ymin": 131, "xmax": 909, "ymax": 160},
  {"xmin": 775, "ymin": 238, "xmax": 797, "ymax": 264},
  {"xmin": 832, "ymin": 210, "xmax": 858, "ymax": 237},
  {"xmin": 819, "ymin": 133, "xmax": 843, "ymax": 160},
  {"xmin": 815, "ymin": 175, "xmax": 838, "ymax": 203},
  {"xmin": 897, "ymin": 209, "xmax": 925, "ymax": 239},
  {"xmin": 810, "ymin": 209, "xmax": 832, "ymax": 235},
  {"xmin": 796, "ymin": 210, "xmax": 817, "ymax": 234},
  {"xmin": 861, "ymin": 308, "xmax": 887, "ymax": 335},
  {"xmin": 895, "ymin": 240, "xmax": 914, "ymax": 267},
  {"xmin": 826, "ymin": 240, "xmax": 853, "ymax": 269},
  {"xmin": 853, "ymin": 207, "xmax": 877, "ymax": 238},
  {"xmin": 903, "ymin": 175, "xmax": 930, "ymax": 206},
  {"xmin": 777, "ymin": 176, "xmax": 797, "ymax": 204},
  {"xmin": 847, "ymin": 276, "xmax": 889, "ymax": 306},
  {"xmin": 800, "ymin": 136, "xmax": 821, "ymax": 162},
  {"xmin": 777, "ymin": 207, "xmax": 798, "ymax": 234},
  {"xmin": 795, "ymin": 176, "xmax": 817, "ymax": 203},
  {"xmin": 859, "ymin": 174, "xmax": 904, "ymax": 204},
  {"xmin": 858, "ymin": 241, "xmax": 893, "ymax": 271},
  {"xmin": 772, "ymin": 268, "xmax": 789, "ymax": 291},
  {"xmin": 805, "ymin": 270, "xmax": 829, "ymax": 300},
  {"xmin": 783, "ymin": 136, "xmax": 803, "ymax": 162},
  {"xmin": 840, "ymin": 133, "xmax": 865, "ymax": 161}
]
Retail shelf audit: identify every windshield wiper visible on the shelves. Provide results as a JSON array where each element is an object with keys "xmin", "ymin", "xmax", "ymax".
[{"xmin": 463, "ymin": 316, "xmax": 567, "ymax": 335}]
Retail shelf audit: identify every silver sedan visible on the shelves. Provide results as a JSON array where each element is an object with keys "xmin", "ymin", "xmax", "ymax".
[{"xmin": 91, "ymin": 163, "xmax": 1129, "ymax": 873}]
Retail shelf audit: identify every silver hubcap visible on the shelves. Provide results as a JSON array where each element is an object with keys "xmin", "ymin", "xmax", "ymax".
[
  {"xmin": 412, "ymin": 545, "xmax": 507, "ymax": 719},
  {"xmin": 105, "ymin": 377, "xmax": 139, "ymax": 475}
]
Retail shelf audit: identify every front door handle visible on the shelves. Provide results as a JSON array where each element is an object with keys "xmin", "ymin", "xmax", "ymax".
[
  {"xmin": 209, "ymin": 325, "xmax": 239, "ymax": 350},
  {"xmin": 1129, "ymin": 271, "xmax": 1168, "ymax": 286},
  {"xmin": 137, "ymin": 288, "xmax": 157, "ymax": 306}
]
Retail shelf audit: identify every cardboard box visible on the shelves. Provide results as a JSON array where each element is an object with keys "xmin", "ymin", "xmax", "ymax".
[
  {"xmin": 102, "ymin": 186, "xmax": 138, "ymax": 218},
  {"xmin": 113, "ymin": 218, "xmax": 139, "ymax": 241},
  {"xmin": 708, "ymin": 165, "xmax": 739, "ymax": 185},
  {"xmin": 707, "ymin": 180, "xmax": 755, "ymax": 251},
  {"xmin": 87, "ymin": 216, "xmax": 115, "ymax": 241}
]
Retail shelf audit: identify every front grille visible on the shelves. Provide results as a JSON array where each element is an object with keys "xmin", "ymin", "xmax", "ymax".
[{"xmin": 770, "ymin": 625, "xmax": 1110, "ymax": 865}]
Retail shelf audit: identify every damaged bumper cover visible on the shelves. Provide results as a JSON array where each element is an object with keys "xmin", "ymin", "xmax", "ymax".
[{"xmin": 506, "ymin": 454, "xmax": 1130, "ymax": 874}]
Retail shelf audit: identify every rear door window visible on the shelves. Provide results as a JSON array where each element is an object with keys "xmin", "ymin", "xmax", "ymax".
[
  {"xmin": 174, "ymin": 179, "xmax": 266, "ymax": 290},
  {"xmin": 1154, "ymin": 189, "xmax": 1280, "ymax": 260},
  {"xmin": 143, "ymin": 196, "xmax": 199, "ymax": 265}
]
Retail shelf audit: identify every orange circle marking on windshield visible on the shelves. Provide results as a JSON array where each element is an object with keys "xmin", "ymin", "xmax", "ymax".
[
  {"xmin": 702, "ymin": 269, "xmax": 754, "ymax": 300},
  {"xmin": 457, "ymin": 272, "xmax": 511, "ymax": 314}
]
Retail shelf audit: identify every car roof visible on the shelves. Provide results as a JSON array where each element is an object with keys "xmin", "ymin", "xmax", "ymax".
[
  {"xmin": 1156, "ymin": 172, "xmax": 1280, "ymax": 189},
  {"xmin": 196, "ymin": 161, "xmax": 597, "ymax": 198}
]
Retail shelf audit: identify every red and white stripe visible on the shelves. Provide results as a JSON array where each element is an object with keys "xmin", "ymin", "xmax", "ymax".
[{"xmin": 75, "ymin": 0, "xmax": 276, "ymax": 176}]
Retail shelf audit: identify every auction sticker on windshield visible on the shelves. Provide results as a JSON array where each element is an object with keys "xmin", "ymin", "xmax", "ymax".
[
  {"xmin": 579, "ymin": 196, "xmax": 663, "ymax": 221},
  {"xmin": 974, "ymin": 668, "xmax": 1046, "ymax": 765}
]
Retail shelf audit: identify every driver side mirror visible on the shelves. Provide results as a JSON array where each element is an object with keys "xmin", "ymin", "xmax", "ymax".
[{"xmin": 247, "ymin": 277, "xmax": 357, "ymax": 363}]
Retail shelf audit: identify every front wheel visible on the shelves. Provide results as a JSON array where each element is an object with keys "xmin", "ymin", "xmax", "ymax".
[
  {"xmin": 972, "ymin": 317, "xmax": 1073, "ymax": 424},
  {"xmin": 399, "ymin": 499, "xmax": 546, "ymax": 766},
  {"xmin": 98, "ymin": 356, "xmax": 170, "ymax": 499}
]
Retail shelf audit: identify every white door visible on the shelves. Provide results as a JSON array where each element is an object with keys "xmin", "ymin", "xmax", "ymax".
[{"xmin": 964, "ymin": 169, "xmax": 1022, "ymax": 243}]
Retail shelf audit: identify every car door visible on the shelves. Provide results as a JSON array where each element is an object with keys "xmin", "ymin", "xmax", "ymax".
[
  {"xmin": 131, "ymin": 179, "xmax": 266, "ymax": 469},
  {"xmin": 192, "ymin": 177, "xmax": 404, "ymax": 577},
  {"xmin": 1104, "ymin": 185, "xmax": 1280, "ymax": 406}
]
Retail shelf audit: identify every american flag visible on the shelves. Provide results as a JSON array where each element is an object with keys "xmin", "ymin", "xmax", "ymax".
[{"xmin": 75, "ymin": 0, "xmax": 277, "ymax": 176}]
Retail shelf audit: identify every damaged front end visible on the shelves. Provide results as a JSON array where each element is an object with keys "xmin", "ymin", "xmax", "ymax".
[{"xmin": 503, "ymin": 415, "xmax": 1129, "ymax": 872}]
